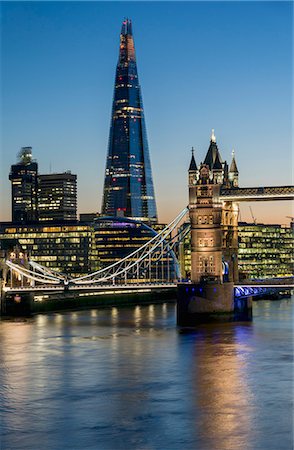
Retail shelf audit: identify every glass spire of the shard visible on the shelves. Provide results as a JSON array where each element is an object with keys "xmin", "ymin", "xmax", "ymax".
[{"xmin": 101, "ymin": 19, "xmax": 158, "ymax": 224}]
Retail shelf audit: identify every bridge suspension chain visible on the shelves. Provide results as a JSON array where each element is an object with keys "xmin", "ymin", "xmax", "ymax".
[{"xmin": 5, "ymin": 207, "xmax": 189, "ymax": 287}]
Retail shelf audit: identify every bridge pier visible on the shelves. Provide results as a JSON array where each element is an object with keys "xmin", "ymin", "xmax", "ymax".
[{"xmin": 177, "ymin": 283, "xmax": 253, "ymax": 325}]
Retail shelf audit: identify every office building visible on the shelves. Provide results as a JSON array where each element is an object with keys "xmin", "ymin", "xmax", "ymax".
[
  {"xmin": 38, "ymin": 172, "xmax": 77, "ymax": 222},
  {"xmin": 9, "ymin": 147, "xmax": 38, "ymax": 223},
  {"xmin": 0, "ymin": 217, "xmax": 177, "ymax": 281},
  {"xmin": 91, "ymin": 216, "xmax": 178, "ymax": 282},
  {"xmin": 177, "ymin": 221, "xmax": 293, "ymax": 280},
  {"xmin": 238, "ymin": 222, "xmax": 293, "ymax": 278},
  {"xmin": 102, "ymin": 19, "xmax": 158, "ymax": 224},
  {"xmin": 0, "ymin": 222, "xmax": 94, "ymax": 277}
]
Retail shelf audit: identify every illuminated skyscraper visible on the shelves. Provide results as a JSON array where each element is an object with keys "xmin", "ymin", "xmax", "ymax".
[
  {"xmin": 9, "ymin": 147, "xmax": 38, "ymax": 223},
  {"xmin": 102, "ymin": 19, "xmax": 158, "ymax": 224}
]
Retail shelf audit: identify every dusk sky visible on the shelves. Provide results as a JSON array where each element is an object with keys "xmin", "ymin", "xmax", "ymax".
[{"xmin": 1, "ymin": 1, "xmax": 293, "ymax": 224}]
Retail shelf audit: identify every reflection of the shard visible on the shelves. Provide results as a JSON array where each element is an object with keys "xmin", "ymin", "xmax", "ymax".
[{"xmin": 192, "ymin": 324, "xmax": 254, "ymax": 450}]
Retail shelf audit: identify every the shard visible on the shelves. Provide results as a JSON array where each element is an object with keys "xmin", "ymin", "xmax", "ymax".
[{"xmin": 101, "ymin": 19, "xmax": 158, "ymax": 224}]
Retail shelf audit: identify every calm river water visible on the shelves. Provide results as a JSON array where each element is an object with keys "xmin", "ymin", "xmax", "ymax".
[{"xmin": 0, "ymin": 299, "xmax": 293, "ymax": 450}]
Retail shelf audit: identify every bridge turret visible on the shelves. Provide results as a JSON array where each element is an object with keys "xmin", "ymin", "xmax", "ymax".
[
  {"xmin": 188, "ymin": 147, "xmax": 198, "ymax": 187},
  {"xmin": 229, "ymin": 150, "xmax": 239, "ymax": 187}
]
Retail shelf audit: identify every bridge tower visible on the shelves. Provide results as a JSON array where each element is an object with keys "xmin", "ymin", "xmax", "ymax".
[
  {"xmin": 189, "ymin": 132, "xmax": 239, "ymax": 284},
  {"xmin": 177, "ymin": 131, "xmax": 250, "ymax": 325}
]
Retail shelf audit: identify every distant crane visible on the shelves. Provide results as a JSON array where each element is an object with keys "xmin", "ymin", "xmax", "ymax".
[
  {"xmin": 286, "ymin": 216, "xmax": 294, "ymax": 226},
  {"xmin": 249, "ymin": 206, "xmax": 257, "ymax": 224}
]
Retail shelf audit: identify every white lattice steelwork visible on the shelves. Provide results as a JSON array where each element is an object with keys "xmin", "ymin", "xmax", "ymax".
[
  {"xmin": 220, "ymin": 185, "xmax": 294, "ymax": 202},
  {"xmin": 5, "ymin": 207, "xmax": 188, "ymax": 288}
]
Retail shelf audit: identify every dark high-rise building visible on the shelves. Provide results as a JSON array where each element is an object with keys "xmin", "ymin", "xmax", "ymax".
[
  {"xmin": 38, "ymin": 172, "xmax": 77, "ymax": 222},
  {"xmin": 9, "ymin": 147, "xmax": 38, "ymax": 223},
  {"xmin": 102, "ymin": 19, "xmax": 158, "ymax": 224}
]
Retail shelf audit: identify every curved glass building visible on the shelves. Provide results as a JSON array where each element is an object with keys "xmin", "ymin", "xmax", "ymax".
[{"xmin": 102, "ymin": 19, "xmax": 158, "ymax": 224}]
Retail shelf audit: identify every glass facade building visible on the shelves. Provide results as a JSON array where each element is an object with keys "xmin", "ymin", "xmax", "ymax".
[
  {"xmin": 0, "ymin": 223, "xmax": 94, "ymax": 278},
  {"xmin": 238, "ymin": 222, "xmax": 293, "ymax": 279},
  {"xmin": 0, "ymin": 218, "xmax": 177, "ymax": 282},
  {"xmin": 177, "ymin": 222, "xmax": 293, "ymax": 280},
  {"xmin": 102, "ymin": 19, "xmax": 157, "ymax": 224},
  {"xmin": 9, "ymin": 148, "xmax": 38, "ymax": 223}
]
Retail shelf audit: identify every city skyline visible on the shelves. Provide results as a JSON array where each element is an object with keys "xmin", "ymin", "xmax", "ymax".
[{"xmin": 1, "ymin": 2, "xmax": 293, "ymax": 225}]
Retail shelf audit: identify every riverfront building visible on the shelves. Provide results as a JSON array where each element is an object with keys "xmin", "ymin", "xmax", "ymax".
[
  {"xmin": 177, "ymin": 221, "xmax": 293, "ymax": 280},
  {"xmin": 102, "ymin": 19, "xmax": 157, "ymax": 224},
  {"xmin": 9, "ymin": 147, "xmax": 39, "ymax": 223},
  {"xmin": 238, "ymin": 222, "xmax": 293, "ymax": 279},
  {"xmin": 0, "ymin": 218, "xmax": 176, "ymax": 281},
  {"xmin": 0, "ymin": 222, "xmax": 93, "ymax": 278}
]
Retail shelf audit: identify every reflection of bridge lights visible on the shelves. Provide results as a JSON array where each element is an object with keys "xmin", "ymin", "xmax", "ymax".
[
  {"xmin": 91, "ymin": 310, "xmax": 97, "ymax": 318},
  {"xmin": 111, "ymin": 307, "xmax": 118, "ymax": 325},
  {"xmin": 134, "ymin": 305, "xmax": 141, "ymax": 327},
  {"xmin": 54, "ymin": 314, "xmax": 63, "ymax": 324},
  {"xmin": 148, "ymin": 304, "xmax": 155, "ymax": 323}
]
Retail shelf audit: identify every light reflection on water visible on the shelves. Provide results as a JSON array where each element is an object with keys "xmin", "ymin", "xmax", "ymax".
[{"xmin": 0, "ymin": 299, "xmax": 292, "ymax": 450}]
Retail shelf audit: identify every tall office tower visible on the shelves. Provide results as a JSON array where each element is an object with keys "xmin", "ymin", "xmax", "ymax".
[
  {"xmin": 9, "ymin": 147, "xmax": 38, "ymax": 223},
  {"xmin": 102, "ymin": 19, "xmax": 158, "ymax": 224},
  {"xmin": 38, "ymin": 172, "xmax": 77, "ymax": 222}
]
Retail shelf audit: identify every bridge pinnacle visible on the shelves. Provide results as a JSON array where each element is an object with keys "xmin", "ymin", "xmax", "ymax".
[{"xmin": 211, "ymin": 129, "xmax": 216, "ymax": 143}]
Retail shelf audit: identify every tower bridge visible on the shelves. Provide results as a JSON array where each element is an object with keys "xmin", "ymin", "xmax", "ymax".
[{"xmin": 1, "ymin": 131, "xmax": 293, "ymax": 318}]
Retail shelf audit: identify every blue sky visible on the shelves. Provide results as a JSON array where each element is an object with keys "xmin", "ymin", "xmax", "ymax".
[{"xmin": 1, "ymin": 1, "xmax": 293, "ymax": 224}]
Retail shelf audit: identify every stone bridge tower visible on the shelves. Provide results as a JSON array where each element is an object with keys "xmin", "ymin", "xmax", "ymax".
[
  {"xmin": 188, "ymin": 132, "xmax": 239, "ymax": 284},
  {"xmin": 177, "ymin": 131, "xmax": 242, "ymax": 325}
]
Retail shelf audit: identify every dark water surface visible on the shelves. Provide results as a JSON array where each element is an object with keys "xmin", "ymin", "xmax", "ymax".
[{"xmin": 0, "ymin": 299, "xmax": 293, "ymax": 450}]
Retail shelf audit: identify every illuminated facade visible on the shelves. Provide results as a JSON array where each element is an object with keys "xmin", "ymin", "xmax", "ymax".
[
  {"xmin": 38, "ymin": 172, "xmax": 77, "ymax": 222},
  {"xmin": 238, "ymin": 222, "xmax": 293, "ymax": 278},
  {"xmin": 188, "ymin": 132, "xmax": 239, "ymax": 283},
  {"xmin": 0, "ymin": 223, "xmax": 93, "ymax": 277},
  {"xmin": 9, "ymin": 147, "xmax": 38, "ymax": 223},
  {"xmin": 177, "ymin": 222, "xmax": 293, "ymax": 280},
  {"xmin": 0, "ymin": 218, "xmax": 176, "ymax": 281},
  {"xmin": 102, "ymin": 19, "xmax": 157, "ymax": 224},
  {"xmin": 91, "ymin": 217, "xmax": 177, "ymax": 282}
]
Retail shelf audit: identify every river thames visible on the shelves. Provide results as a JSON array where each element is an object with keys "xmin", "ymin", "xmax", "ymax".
[{"xmin": 0, "ymin": 299, "xmax": 292, "ymax": 450}]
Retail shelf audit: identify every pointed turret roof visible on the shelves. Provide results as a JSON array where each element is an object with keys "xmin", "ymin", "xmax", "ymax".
[
  {"xmin": 189, "ymin": 147, "xmax": 197, "ymax": 171},
  {"xmin": 229, "ymin": 150, "xmax": 239, "ymax": 173},
  {"xmin": 212, "ymin": 151, "xmax": 222, "ymax": 170},
  {"xmin": 204, "ymin": 129, "xmax": 223, "ymax": 169}
]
